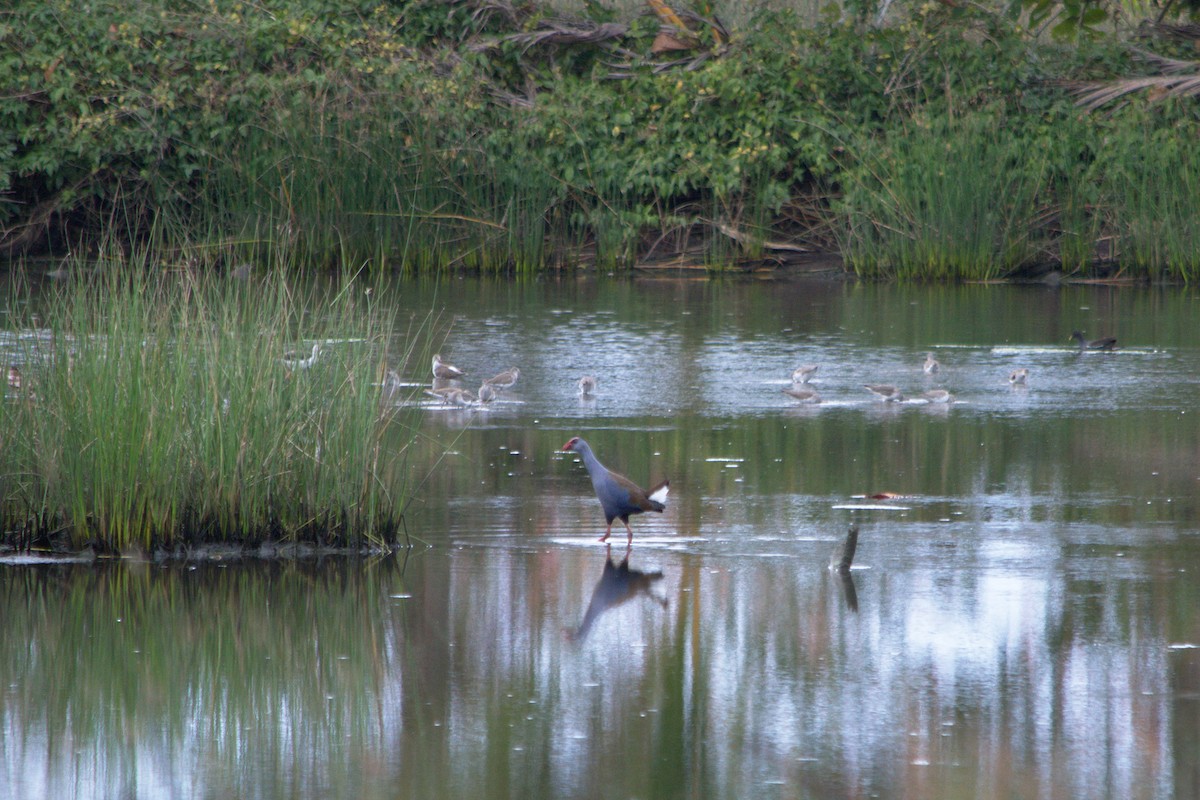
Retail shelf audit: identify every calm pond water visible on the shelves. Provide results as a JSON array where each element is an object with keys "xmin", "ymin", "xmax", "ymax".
[{"xmin": 4, "ymin": 276, "xmax": 1200, "ymax": 799}]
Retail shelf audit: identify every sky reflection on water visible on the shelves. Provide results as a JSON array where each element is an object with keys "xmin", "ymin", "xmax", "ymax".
[{"xmin": 3, "ymin": 278, "xmax": 1200, "ymax": 799}]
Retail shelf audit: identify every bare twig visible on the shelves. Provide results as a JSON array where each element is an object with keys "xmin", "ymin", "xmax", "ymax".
[
  {"xmin": 473, "ymin": 19, "xmax": 629, "ymax": 55},
  {"xmin": 1064, "ymin": 73, "xmax": 1200, "ymax": 110}
]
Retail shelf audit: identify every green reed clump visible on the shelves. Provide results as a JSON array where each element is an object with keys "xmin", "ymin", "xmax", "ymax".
[
  {"xmin": 206, "ymin": 106, "xmax": 565, "ymax": 276},
  {"xmin": 837, "ymin": 117, "xmax": 1047, "ymax": 280},
  {"xmin": 0, "ymin": 262, "xmax": 425, "ymax": 552},
  {"xmin": 1093, "ymin": 126, "xmax": 1200, "ymax": 282}
]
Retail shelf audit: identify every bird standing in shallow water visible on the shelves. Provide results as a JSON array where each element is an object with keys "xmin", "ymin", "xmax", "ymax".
[
  {"xmin": 1070, "ymin": 330, "xmax": 1117, "ymax": 351},
  {"xmin": 922, "ymin": 389, "xmax": 954, "ymax": 403},
  {"xmin": 578, "ymin": 375, "xmax": 597, "ymax": 396},
  {"xmin": 792, "ymin": 364, "xmax": 819, "ymax": 384},
  {"xmin": 282, "ymin": 343, "xmax": 320, "ymax": 371},
  {"xmin": 1009, "ymin": 368, "xmax": 1029, "ymax": 386},
  {"xmin": 432, "ymin": 354, "xmax": 467, "ymax": 380},
  {"xmin": 477, "ymin": 382, "xmax": 496, "ymax": 404},
  {"xmin": 425, "ymin": 387, "xmax": 475, "ymax": 406},
  {"xmin": 562, "ymin": 436, "xmax": 669, "ymax": 544},
  {"xmin": 923, "ymin": 353, "xmax": 940, "ymax": 374},
  {"xmin": 485, "ymin": 366, "xmax": 520, "ymax": 390},
  {"xmin": 864, "ymin": 384, "xmax": 905, "ymax": 402}
]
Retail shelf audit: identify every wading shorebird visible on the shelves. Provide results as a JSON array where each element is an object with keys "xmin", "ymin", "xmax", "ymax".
[{"xmin": 561, "ymin": 436, "xmax": 669, "ymax": 545}]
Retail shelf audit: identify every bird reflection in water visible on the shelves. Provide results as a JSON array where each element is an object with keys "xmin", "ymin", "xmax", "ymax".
[{"xmin": 566, "ymin": 546, "xmax": 668, "ymax": 643}]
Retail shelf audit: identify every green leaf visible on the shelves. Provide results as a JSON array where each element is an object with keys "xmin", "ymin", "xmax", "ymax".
[{"xmin": 1050, "ymin": 18, "xmax": 1079, "ymax": 40}]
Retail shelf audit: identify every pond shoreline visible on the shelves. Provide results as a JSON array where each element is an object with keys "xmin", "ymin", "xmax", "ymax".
[
  {"xmin": 601, "ymin": 252, "xmax": 1163, "ymax": 286},
  {"xmin": 0, "ymin": 540, "xmax": 411, "ymax": 565}
]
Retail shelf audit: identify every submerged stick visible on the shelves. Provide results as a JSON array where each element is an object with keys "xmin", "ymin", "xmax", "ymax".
[{"xmin": 830, "ymin": 523, "xmax": 859, "ymax": 574}]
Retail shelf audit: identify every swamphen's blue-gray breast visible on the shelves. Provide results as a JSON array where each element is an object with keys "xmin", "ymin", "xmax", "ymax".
[{"xmin": 562, "ymin": 436, "xmax": 669, "ymax": 544}]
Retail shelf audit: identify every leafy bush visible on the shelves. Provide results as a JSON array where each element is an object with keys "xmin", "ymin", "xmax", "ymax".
[
  {"xmin": 0, "ymin": 0, "xmax": 414, "ymax": 253},
  {"xmin": 1, "ymin": 0, "xmax": 1195, "ymax": 277}
]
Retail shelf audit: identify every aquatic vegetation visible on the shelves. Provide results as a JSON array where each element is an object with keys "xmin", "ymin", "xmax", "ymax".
[
  {"xmin": 206, "ymin": 116, "xmax": 562, "ymax": 276},
  {"xmin": 837, "ymin": 117, "xmax": 1047, "ymax": 281},
  {"xmin": 1094, "ymin": 127, "xmax": 1200, "ymax": 282},
  {"xmin": 0, "ymin": 258, "xmax": 427, "ymax": 552}
]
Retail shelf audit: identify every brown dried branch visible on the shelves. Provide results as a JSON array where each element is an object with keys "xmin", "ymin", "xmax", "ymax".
[
  {"xmin": 1140, "ymin": 21, "xmax": 1200, "ymax": 42},
  {"xmin": 1062, "ymin": 49, "xmax": 1200, "ymax": 110},
  {"xmin": 472, "ymin": 19, "xmax": 630, "ymax": 55},
  {"xmin": 1131, "ymin": 48, "xmax": 1200, "ymax": 74},
  {"xmin": 1065, "ymin": 74, "xmax": 1200, "ymax": 110}
]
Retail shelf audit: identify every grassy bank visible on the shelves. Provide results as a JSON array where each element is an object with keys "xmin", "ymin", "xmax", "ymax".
[
  {"xmin": 3, "ymin": 0, "xmax": 1200, "ymax": 280},
  {"xmin": 0, "ymin": 256, "xmax": 426, "ymax": 552}
]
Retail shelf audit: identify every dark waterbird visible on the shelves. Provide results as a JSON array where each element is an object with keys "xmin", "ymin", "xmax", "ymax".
[
  {"xmin": 562, "ymin": 437, "xmax": 669, "ymax": 544},
  {"xmin": 1070, "ymin": 330, "xmax": 1117, "ymax": 351}
]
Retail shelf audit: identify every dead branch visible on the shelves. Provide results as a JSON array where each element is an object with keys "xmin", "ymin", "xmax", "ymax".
[
  {"xmin": 712, "ymin": 220, "xmax": 810, "ymax": 253},
  {"xmin": 1064, "ymin": 73, "xmax": 1200, "ymax": 111},
  {"xmin": 472, "ymin": 19, "xmax": 630, "ymax": 55},
  {"xmin": 1062, "ymin": 46, "xmax": 1200, "ymax": 110}
]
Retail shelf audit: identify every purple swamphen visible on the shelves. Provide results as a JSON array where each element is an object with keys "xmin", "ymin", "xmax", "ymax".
[{"xmin": 562, "ymin": 437, "xmax": 669, "ymax": 544}]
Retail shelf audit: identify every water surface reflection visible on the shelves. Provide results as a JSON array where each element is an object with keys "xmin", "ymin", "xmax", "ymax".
[
  {"xmin": 566, "ymin": 546, "xmax": 668, "ymax": 643},
  {"xmin": 3, "ymin": 278, "xmax": 1200, "ymax": 799}
]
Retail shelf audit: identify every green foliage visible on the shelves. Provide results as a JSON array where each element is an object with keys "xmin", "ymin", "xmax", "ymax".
[
  {"xmin": 0, "ymin": 0, "xmax": 415, "ymax": 246},
  {"xmin": 837, "ymin": 115, "xmax": 1049, "ymax": 280},
  {"xmin": 0, "ymin": 0, "xmax": 1195, "ymax": 277},
  {"xmin": 1023, "ymin": 0, "xmax": 1110, "ymax": 41},
  {"xmin": 1090, "ymin": 121, "xmax": 1200, "ymax": 280}
]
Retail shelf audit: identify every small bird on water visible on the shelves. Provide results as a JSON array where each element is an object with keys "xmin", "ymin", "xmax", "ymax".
[
  {"xmin": 578, "ymin": 375, "xmax": 597, "ymax": 397},
  {"xmin": 921, "ymin": 389, "xmax": 954, "ymax": 404},
  {"xmin": 562, "ymin": 436, "xmax": 669, "ymax": 545},
  {"xmin": 425, "ymin": 387, "xmax": 476, "ymax": 406},
  {"xmin": 791, "ymin": 364, "xmax": 819, "ymax": 384},
  {"xmin": 782, "ymin": 387, "xmax": 821, "ymax": 404},
  {"xmin": 923, "ymin": 353, "xmax": 940, "ymax": 374},
  {"xmin": 432, "ymin": 354, "xmax": 467, "ymax": 380},
  {"xmin": 864, "ymin": 384, "xmax": 905, "ymax": 402},
  {"xmin": 485, "ymin": 366, "xmax": 520, "ymax": 390},
  {"xmin": 281, "ymin": 343, "xmax": 320, "ymax": 371},
  {"xmin": 1009, "ymin": 368, "xmax": 1029, "ymax": 385},
  {"xmin": 1070, "ymin": 330, "xmax": 1117, "ymax": 351}
]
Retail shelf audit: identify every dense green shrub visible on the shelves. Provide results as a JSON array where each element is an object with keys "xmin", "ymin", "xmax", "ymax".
[
  {"xmin": 0, "ymin": 0, "xmax": 416, "ymax": 251},
  {"xmin": 1, "ymin": 0, "xmax": 1195, "ymax": 277}
]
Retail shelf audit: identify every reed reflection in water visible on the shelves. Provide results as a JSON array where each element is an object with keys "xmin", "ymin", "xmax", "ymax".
[{"xmin": 3, "ymin": 524, "xmax": 1196, "ymax": 800}]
